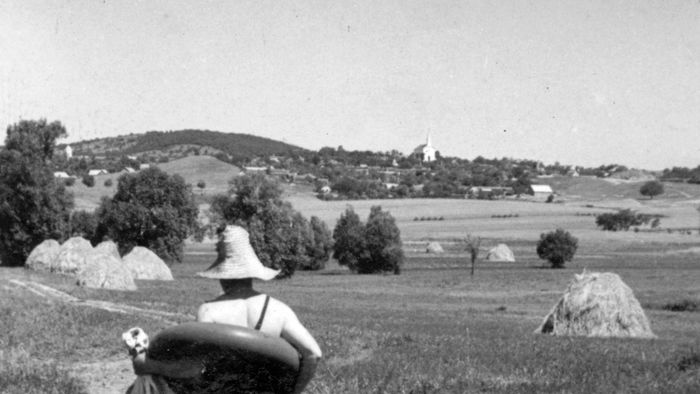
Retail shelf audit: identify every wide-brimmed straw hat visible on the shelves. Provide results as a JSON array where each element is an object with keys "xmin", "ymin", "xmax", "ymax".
[{"xmin": 197, "ymin": 225, "xmax": 279, "ymax": 280}]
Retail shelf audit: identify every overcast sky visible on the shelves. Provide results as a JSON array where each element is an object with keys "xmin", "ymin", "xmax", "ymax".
[{"xmin": 1, "ymin": 0, "xmax": 699, "ymax": 170}]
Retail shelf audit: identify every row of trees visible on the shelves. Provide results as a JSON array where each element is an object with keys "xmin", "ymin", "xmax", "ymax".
[
  {"xmin": 0, "ymin": 120, "xmax": 200, "ymax": 266},
  {"xmin": 0, "ymin": 119, "xmax": 587, "ymax": 276},
  {"xmin": 0, "ymin": 119, "xmax": 403, "ymax": 278}
]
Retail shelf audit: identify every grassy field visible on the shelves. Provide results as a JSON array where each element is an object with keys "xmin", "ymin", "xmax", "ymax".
[
  {"xmin": 4, "ymin": 158, "xmax": 699, "ymax": 392},
  {"xmin": 70, "ymin": 156, "xmax": 240, "ymax": 211},
  {"xmin": 1, "ymin": 237, "xmax": 699, "ymax": 393}
]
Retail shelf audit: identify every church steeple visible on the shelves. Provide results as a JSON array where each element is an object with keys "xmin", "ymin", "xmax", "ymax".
[{"xmin": 426, "ymin": 131, "xmax": 432, "ymax": 148}]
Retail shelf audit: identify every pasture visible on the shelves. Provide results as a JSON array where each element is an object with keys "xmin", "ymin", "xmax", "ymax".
[
  {"xmin": 4, "ymin": 159, "xmax": 700, "ymax": 392},
  {"xmin": 1, "ymin": 237, "xmax": 699, "ymax": 393}
]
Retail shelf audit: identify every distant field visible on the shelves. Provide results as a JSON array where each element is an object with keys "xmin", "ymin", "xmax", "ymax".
[
  {"xmin": 67, "ymin": 160, "xmax": 700, "ymax": 245},
  {"xmin": 286, "ymin": 185, "xmax": 700, "ymax": 245}
]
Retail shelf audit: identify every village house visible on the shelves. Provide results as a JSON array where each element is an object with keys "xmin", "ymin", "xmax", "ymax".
[
  {"xmin": 528, "ymin": 184, "xmax": 554, "ymax": 200},
  {"xmin": 88, "ymin": 169, "xmax": 109, "ymax": 176}
]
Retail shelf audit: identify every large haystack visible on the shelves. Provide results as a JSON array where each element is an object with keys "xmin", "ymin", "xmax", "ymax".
[
  {"xmin": 25, "ymin": 239, "xmax": 61, "ymax": 271},
  {"xmin": 94, "ymin": 240, "xmax": 120, "ymax": 258},
  {"xmin": 426, "ymin": 242, "xmax": 444, "ymax": 254},
  {"xmin": 122, "ymin": 246, "xmax": 173, "ymax": 280},
  {"xmin": 53, "ymin": 237, "xmax": 94, "ymax": 274},
  {"xmin": 536, "ymin": 271, "xmax": 655, "ymax": 338},
  {"xmin": 486, "ymin": 244, "xmax": 515, "ymax": 262},
  {"xmin": 76, "ymin": 251, "xmax": 137, "ymax": 291}
]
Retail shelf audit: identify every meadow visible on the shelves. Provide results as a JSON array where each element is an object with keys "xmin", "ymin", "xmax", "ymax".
[
  {"xmin": 1, "ymin": 236, "xmax": 699, "ymax": 393},
  {"xmin": 2, "ymin": 159, "xmax": 700, "ymax": 392}
]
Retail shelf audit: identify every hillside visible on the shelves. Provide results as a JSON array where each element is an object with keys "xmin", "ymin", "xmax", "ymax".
[
  {"xmin": 70, "ymin": 156, "xmax": 240, "ymax": 211},
  {"xmin": 534, "ymin": 175, "xmax": 700, "ymax": 202},
  {"xmin": 62, "ymin": 129, "xmax": 306, "ymax": 162},
  {"xmin": 157, "ymin": 155, "xmax": 240, "ymax": 194}
]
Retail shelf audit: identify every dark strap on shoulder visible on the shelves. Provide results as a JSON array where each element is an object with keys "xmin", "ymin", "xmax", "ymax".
[{"xmin": 254, "ymin": 295, "xmax": 270, "ymax": 330}]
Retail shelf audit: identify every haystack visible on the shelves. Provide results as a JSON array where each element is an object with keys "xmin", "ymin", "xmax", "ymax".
[
  {"xmin": 426, "ymin": 242, "xmax": 444, "ymax": 254},
  {"xmin": 25, "ymin": 239, "xmax": 61, "ymax": 271},
  {"xmin": 486, "ymin": 244, "xmax": 515, "ymax": 262},
  {"xmin": 53, "ymin": 237, "xmax": 94, "ymax": 274},
  {"xmin": 76, "ymin": 251, "xmax": 137, "ymax": 291},
  {"xmin": 122, "ymin": 246, "xmax": 173, "ymax": 280},
  {"xmin": 536, "ymin": 271, "xmax": 655, "ymax": 338},
  {"xmin": 94, "ymin": 240, "xmax": 120, "ymax": 258}
]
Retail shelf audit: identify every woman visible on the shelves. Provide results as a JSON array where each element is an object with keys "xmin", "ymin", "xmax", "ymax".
[{"xmin": 133, "ymin": 225, "xmax": 322, "ymax": 394}]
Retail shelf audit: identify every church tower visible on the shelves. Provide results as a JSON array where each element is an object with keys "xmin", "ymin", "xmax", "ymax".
[{"xmin": 413, "ymin": 132, "xmax": 437, "ymax": 162}]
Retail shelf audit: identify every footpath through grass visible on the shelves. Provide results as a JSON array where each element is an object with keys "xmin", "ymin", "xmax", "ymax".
[{"xmin": 1, "ymin": 240, "xmax": 699, "ymax": 393}]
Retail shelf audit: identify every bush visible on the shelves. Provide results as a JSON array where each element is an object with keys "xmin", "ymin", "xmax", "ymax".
[
  {"xmin": 197, "ymin": 180, "xmax": 206, "ymax": 189},
  {"xmin": 536, "ymin": 228, "xmax": 578, "ymax": 268},
  {"xmin": 95, "ymin": 167, "xmax": 198, "ymax": 263},
  {"xmin": 104, "ymin": 178, "xmax": 113, "ymax": 187},
  {"xmin": 82, "ymin": 174, "xmax": 95, "ymax": 187},
  {"xmin": 595, "ymin": 209, "xmax": 648, "ymax": 231},
  {"xmin": 332, "ymin": 205, "xmax": 403, "ymax": 274},
  {"xmin": 0, "ymin": 119, "xmax": 73, "ymax": 266},
  {"xmin": 64, "ymin": 177, "xmax": 75, "ymax": 187}
]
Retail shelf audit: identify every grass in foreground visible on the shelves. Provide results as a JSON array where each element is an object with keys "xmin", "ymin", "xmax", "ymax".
[{"xmin": 1, "ymin": 239, "xmax": 699, "ymax": 393}]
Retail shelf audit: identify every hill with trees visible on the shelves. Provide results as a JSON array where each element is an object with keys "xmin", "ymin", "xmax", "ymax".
[{"xmin": 62, "ymin": 129, "xmax": 306, "ymax": 165}]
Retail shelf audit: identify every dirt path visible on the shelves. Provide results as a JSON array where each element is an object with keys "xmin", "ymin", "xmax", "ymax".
[
  {"xmin": 7, "ymin": 279, "xmax": 191, "ymax": 393},
  {"xmin": 9, "ymin": 279, "xmax": 189, "ymax": 324}
]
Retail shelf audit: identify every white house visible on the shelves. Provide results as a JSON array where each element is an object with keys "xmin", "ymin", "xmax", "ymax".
[
  {"xmin": 88, "ymin": 169, "xmax": 109, "ymax": 176},
  {"xmin": 529, "ymin": 184, "xmax": 554, "ymax": 200},
  {"xmin": 53, "ymin": 171, "xmax": 71, "ymax": 178},
  {"xmin": 412, "ymin": 132, "xmax": 437, "ymax": 162}
]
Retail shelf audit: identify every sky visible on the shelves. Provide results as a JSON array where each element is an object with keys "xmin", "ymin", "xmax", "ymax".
[{"xmin": 1, "ymin": 0, "xmax": 699, "ymax": 170}]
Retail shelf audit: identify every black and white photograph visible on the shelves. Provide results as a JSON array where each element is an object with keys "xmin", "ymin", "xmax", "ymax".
[{"xmin": 1, "ymin": 1, "xmax": 699, "ymax": 393}]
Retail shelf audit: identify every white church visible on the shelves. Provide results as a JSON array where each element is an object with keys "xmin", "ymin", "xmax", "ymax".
[{"xmin": 412, "ymin": 133, "xmax": 437, "ymax": 162}]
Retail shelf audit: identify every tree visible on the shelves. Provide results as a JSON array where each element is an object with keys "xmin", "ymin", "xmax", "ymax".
[
  {"xmin": 640, "ymin": 181, "xmax": 664, "ymax": 199},
  {"xmin": 95, "ymin": 167, "xmax": 198, "ymax": 263},
  {"xmin": 332, "ymin": 206, "xmax": 368, "ymax": 272},
  {"xmin": 70, "ymin": 210, "xmax": 98, "ymax": 240},
  {"xmin": 82, "ymin": 174, "xmax": 95, "ymax": 187},
  {"xmin": 332, "ymin": 205, "xmax": 404, "ymax": 274},
  {"xmin": 363, "ymin": 206, "xmax": 403, "ymax": 274},
  {"xmin": 464, "ymin": 234, "xmax": 481, "ymax": 276},
  {"xmin": 300, "ymin": 216, "xmax": 333, "ymax": 271},
  {"xmin": 536, "ymin": 228, "xmax": 578, "ymax": 268},
  {"xmin": 209, "ymin": 173, "xmax": 315, "ymax": 278},
  {"xmin": 0, "ymin": 119, "xmax": 73, "ymax": 266}
]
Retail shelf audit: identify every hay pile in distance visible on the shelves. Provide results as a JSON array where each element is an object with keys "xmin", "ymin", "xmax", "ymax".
[
  {"xmin": 426, "ymin": 241, "xmax": 444, "ymax": 254},
  {"xmin": 25, "ymin": 238, "xmax": 173, "ymax": 291},
  {"xmin": 536, "ymin": 271, "xmax": 655, "ymax": 338},
  {"xmin": 486, "ymin": 244, "xmax": 515, "ymax": 262}
]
